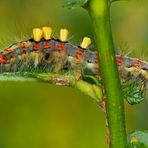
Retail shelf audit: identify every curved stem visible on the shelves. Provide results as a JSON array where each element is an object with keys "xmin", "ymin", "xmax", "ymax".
[
  {"xmin": 0, "ymin": 72, "xmax": 103, "ymax": 103},
  {"xmin": 87, "ymin": 0, "xmax": 127, "ymax": 147}
]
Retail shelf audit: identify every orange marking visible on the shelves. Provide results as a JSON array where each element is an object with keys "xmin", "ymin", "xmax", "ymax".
[
  {"xmin": 133, "ymin": 61, "xmax": 141, "ymax": 67},
  {"xmin": 75, "ymin": 51, "xmax": 84, "ymax": 57},
  {"xmin": 23, "ymin": 62, "xmax": 27, "ymax": 65},
  {"xmin": 74, "ymin": 59, "xmax": 81, "ymax": 64},
  {"xmin": 57, "ymin": 44, "xmax": 64, "ymax": 49},
  {"xmin": 10, "ymin": 57, "xmax": 16, "ymax": 62},
  {"xmin": 44, "ymin": 43, "xmax": 51, "ymax": 49},
  {"xmin": 33, "ymin": 45, "xmax": 40, "ymax": 50},
  {"xmin": 0, "ymin": 55, "xmax": 7, "ymax": 63},
  {"xmin": 5, "ymin": 49, "xmax": 12, "ymax": 54},
  {"xmin": 18, "ymin": 42, "xmax": 30, "ymax": 50},
  {"xmin": 21, "ymin": 54, "xmax": 28, "ymax": 59}
]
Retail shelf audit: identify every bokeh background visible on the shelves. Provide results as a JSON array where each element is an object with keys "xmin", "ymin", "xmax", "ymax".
[{"xmin": 0, "ymin": 0, "xmax": 148, "ymax": 147}]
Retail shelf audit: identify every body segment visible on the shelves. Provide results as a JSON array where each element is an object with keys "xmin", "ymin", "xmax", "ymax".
[{"xmin": 0, "ymin": 27, "xmax": 147, "ymax": 82}]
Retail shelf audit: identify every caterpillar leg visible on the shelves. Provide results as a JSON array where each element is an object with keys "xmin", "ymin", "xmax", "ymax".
[
  {"xmin": 30, "ymin": 52, "xmax": 43, "ymax": 68},
  {"xmin": 73, "ymin": 70, "xmax": 83, "ymax": 81},
  {"xmin": 70, "ymin": 57, "xmax": 86, "ymax": 80},
  {"xmin": 53, "ymin": 51, "xmax": 68, "ymax": 73}
]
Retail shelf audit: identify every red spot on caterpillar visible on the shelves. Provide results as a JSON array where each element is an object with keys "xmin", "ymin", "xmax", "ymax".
[
  {"xmin": 44, "ymin": 43, "xmax": 51, "ymax": 49},
  {"xmin": 75, "ymin": 51, "xmax": 84, "ymax": 57},
  {"xmin": 0, "ymin": 55, "xmax": 7, "ymax": 63},
  {"xmin": 133, "ymin": 61, "xmax": 141, "ymax": 67},
  {"xmin": 18, "ymin": 42, "xmax": 29, "ymax": 50},
  {"xmin": 117, "ymin": 59, "xmax": 123, "ymax": 65},
  {"xmin": 57, "ymin": 44, "xmax": 64, "ymax": 49},
  {"xmin": 5, "ymin": 49, "xmax": 12, "ymax": 54},
  {"xmin": 33, "ymin": 45, "xmax": 40, "ymax": 50}
]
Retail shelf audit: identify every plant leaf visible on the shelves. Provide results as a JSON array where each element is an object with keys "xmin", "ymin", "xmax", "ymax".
[
  {"xmin": 122, "ymin": 79, "xmax": 145, "ymax": 105},
  {"xmin": 127, "ymin": 142, "xmax": 147, "ymax": 148},
  {"xmin": 63, "ymin": 0, "xmax": 88, "ymax": 9},
  {"xmin": 83, "ymin": 75, "xmax": 101, "ymax": 86},
  {"xmin": 127, "ymin": 131, "xmax": 148, "ymax": 148}
]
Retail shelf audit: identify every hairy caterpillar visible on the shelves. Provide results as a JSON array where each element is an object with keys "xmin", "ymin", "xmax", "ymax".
[{"xmin": 0, "ymin": 27, "xmax": 147, "ymax": 83}]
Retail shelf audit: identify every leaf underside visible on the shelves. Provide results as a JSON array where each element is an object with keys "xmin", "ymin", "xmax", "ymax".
[{"xmin": 122, "ymin": 79, "xmax": 145, "ymax": 105}]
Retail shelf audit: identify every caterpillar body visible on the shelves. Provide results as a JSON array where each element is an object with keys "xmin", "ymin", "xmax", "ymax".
[{"xmin": 0, "ymin": 27, "xmax": 147, "ymax": 83}]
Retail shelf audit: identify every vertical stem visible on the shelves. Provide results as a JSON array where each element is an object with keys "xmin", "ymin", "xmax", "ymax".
[{"xmin": 87, "ymin": 0, "xmax": 127, "ymax": 147}]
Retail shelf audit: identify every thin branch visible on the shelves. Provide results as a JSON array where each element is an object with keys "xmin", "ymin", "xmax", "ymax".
[{"xmin": 0, "ymin": 72, "xmax": 103, "ymax": 103}]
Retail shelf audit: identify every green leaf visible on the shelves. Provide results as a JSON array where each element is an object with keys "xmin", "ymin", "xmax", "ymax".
[
  {"xmin": 122, "ymin": 79, "xmax": 145, "ymax": 105},
  {"xmin": 82, "ymin": 75, "xmax": 101, "ymax": 86},
  {"xmin": 127, "ymin": 131, "xmax": 148, "ymax": 148},
  {"xmin": 127, "ymin": 142, "xmax": 147, "ymax": 148},
  {"xmin": 74, "ymin": 81, "xmax": 103, "ymax": 102},
  {"xmin": 63, "ymin": 0, "xmax": 88, "ymax": 9}
]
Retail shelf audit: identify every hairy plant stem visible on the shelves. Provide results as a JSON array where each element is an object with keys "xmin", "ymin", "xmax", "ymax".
[{"xmin": 87, "ymin": 0, "xmax": 127, "ymax": 147}]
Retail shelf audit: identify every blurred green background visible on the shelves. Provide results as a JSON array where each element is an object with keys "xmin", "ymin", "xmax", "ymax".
[{"xmin": 0, "ymin": 0, "xmax": 148, "ymax": 147}]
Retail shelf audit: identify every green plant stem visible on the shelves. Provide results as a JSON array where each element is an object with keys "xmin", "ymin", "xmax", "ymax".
[
  {"xmin": 87, "ymin": 0, "xmax": 127, "ymax": 147},
  {"xmin": 0, "ymin": 72, "xmax": 103, "ymax": 103}
]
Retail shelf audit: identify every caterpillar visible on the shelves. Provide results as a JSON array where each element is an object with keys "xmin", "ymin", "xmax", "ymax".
[{"xmin": 0, "ymin": 26, "xmax": 147, "ymax": 83}]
